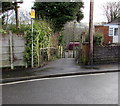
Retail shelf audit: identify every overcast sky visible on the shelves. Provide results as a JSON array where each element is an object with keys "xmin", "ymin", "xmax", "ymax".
[
  {"xmin": 82, "ymin": 0, "xmax": 119, "ymax": 23},
  {"xmin": 19, "ymin": 0, "xmax": 119, "ymax": 23}
]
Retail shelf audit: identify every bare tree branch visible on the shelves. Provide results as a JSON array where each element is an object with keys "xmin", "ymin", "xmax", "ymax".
[{"xmin": 102, "ymin": 1, "xmax": 120, "ymax": 22}]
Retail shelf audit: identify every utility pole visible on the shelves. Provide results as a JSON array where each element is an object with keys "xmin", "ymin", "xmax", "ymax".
[
  {"xmin": 89, "ymin": 0, "xmax": 94, "ymax": 65},
  {"xmin": 14, "ymin": 0, "xmax": 23, "ymax": 29},
  {"xmin": 14, "ymin": 2, "xmax": 19, "ymax": 29},
  {"xmin": 73, "ymin": 21, "xmax": 76, "ymax": 58}
]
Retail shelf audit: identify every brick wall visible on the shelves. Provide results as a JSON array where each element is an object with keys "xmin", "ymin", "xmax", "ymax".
[
  {"xmin": 95, "ymin": 26, "xmax": 113, "ymax": 45},
  {"xmin": 93, "ymin": 46, "xmax": 120, "ymax": 64}
]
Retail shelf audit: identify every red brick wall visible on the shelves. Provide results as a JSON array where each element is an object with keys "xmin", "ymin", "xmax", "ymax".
[{"xmin": 94, "ymin": 26, "xmax": 113, "ymax": 45}]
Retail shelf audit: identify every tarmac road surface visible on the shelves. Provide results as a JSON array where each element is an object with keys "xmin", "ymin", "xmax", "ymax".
[{"xmin": 2, "ymin": 72, "xmax": 118, "ymax": 104}]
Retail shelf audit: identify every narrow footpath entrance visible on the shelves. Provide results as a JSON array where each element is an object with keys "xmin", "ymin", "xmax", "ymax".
[{"xmin": 2, "ymin": 58, "xmax": 118, "ymax": 80}]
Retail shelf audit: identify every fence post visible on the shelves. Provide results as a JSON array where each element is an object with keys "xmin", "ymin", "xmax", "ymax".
[
  {"xmin": 39, "ymin": 48, "xmax": 42, "ymax": 65},
  {"xmin": 36, "ymin": 39, "xmax": 40, "ymax": 67},
  {"xmin": 9, "ymin": 31, "xmax": 14, "ymax": 69},
  {"xmin": 24, "ymin": 32, "xmax": 28, "ymax": 68},
  {"xmin": 47, "ymin": 47, "xmax": 51, "ymax": 61},
  {"xmin": 37, "ymin": 49, "xmax": 40, "ymax": 67}
]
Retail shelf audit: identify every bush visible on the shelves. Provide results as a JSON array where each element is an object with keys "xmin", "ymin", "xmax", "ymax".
[
  {"xmin": 81, "ymin": 56, "xmax": 89, "ymax": 65},
  {"xmin": 0, "ymin": 28, "xmax": 7, "ymax": 34},
  {"xmin": 84, "ymin": 31, "xmax": 104, "ymax": 46},
  {"xmin": 93, "ymin": 32, "xmax": 104, "ymax": 46},
  {"xmin": 24, "ymin": 20, "xmax": 53, "ymax": 67},
  {"xmin": 8, "ymin": 24, "xmax": 31, "ymax": 35}
]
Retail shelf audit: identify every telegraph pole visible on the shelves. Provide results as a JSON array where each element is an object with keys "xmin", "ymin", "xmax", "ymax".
[
  {"xmin": 14, "ymin": 0, "xmax": 23, "ymax": 29},
  {"xmin": 14, "ymin": 2, "xmax": 19, "ymax": 29},
  {"xmin": 73, "ymin": 21, "xmax": 76, "ymax": 58},
  {"xmin": 89, "ymin": 0, "xmax": 94, "ymax": 65}
]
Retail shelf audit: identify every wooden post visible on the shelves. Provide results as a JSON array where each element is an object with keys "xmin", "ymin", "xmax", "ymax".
[
  {"xmin": 14, "ymin": 2, "xmax": 19, "ymax": 29},
  {"xmin": 24, "ymin": 32, "xmax": 28, "ymax": 68},
  {"xmin": 39, "ymin": 48, "xmax": 42, "ymax": 65},
  {"xmin": 47, "ymin": 47, "xmax": 51, "ymax": 61},
  {"xmin": 61, "ymin": 45, "xmax": 63, "ymax": 58},
  {"xmin": 37, "ymin": 39, "xmax": 40, "ymax": 67},
  {"xmin": 89, "ymin": 0, "xmax": 94, "ymax": 65},
  {"xmin": 73, "ymin": 21, "xmax": 76, "ymax": 58},
  {"xmin": 60, "ymin": 45, "xmax": 62, "ymax": 58},
  {"xmin": 58, "ymin": 46, "xmax": 60, "ymax": 58},
  {"xmin": 25, "ymin": 63, "xmax": 28, "ymax": 68},
  {"xmin": 9, "ymin": 31, "xmax": 14, "ymax": 69}
]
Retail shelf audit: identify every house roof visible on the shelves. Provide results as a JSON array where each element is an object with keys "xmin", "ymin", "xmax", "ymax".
[{"xmin": 107, "ymin": 17, "xmax": 120, "ymax": 25}]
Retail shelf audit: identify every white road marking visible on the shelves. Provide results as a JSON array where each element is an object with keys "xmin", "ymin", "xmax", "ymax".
[{"xmin": 1, "ymin": 73, "xmax": 106, "ymax": 86}]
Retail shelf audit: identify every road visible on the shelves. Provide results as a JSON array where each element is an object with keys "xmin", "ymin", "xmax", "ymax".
[{"xmin": 2, "ymin": 72, "xmax": 118, "ymax": 104}]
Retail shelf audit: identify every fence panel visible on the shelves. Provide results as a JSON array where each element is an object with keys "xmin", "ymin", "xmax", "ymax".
[
  {"xmin": 1, "ymin": 34, "xmax": 58, "ymax": 69},
  {"xmin": 0, "ymin": 35, "xmax": 10, "ymax": 67},
  {"xmin": 13, "ymin": 35, "xmax": 25, "ymax": 67},
  {"xmin": 0, "ymin": 34, "xmax": 26, "ymax": 68}
]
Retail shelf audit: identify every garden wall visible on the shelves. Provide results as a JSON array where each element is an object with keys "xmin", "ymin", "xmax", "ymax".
[{"xmin": 93, "ymin": 45, "xmax": 120, "ymax": 64}]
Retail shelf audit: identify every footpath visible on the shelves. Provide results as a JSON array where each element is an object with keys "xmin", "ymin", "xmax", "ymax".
[{"xmin": 2, "ymin": 58, "xmax": 120, "ymax": 83}]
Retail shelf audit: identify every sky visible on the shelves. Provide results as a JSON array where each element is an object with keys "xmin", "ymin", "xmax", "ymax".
[
  {"xmin": 19, "ymin": 0, "xmax": 119, "ymax": 23},
  {"xmin": 82, "ymin": 0, "xmax": 119, "ymax": 23}
]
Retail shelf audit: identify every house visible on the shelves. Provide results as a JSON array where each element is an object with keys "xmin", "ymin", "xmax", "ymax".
[
  {"xmin": 95, "ymin": 17, "xmax": 120, "ymax": 45},
  {"xmin": 95, "ymin": 25, "xmax": 113, "ymax": 45}
]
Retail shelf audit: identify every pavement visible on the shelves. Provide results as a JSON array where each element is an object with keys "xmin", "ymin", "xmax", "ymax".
[{"xmin": 1, "ymin": 58, "xmax": 120, "ymax": 83}]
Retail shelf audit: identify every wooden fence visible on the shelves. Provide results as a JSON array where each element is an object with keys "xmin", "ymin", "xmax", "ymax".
[
  {"xmin": 0, "ymin": 33, "xmax": 26, "ymax": 69},
  {"xmin": 0, "ymin": 33, "xmax": 59, "ymax": 69}
]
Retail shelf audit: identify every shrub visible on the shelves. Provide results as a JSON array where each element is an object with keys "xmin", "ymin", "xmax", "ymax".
[
  {"xmin": 84, "ymin": 31, "xmax": 104, "ymax": 46},
  {"xmin": 93, "ymin": 32, "xmax": 104, "ymax": 46},
  {"xmin": 0, "ymin": 28, "xmax": 7, "ymax": 34},
  {"xmin": 8, "ymin": 24, "xmax": 31, "ymax": 35},
  {"xmin": 24, "ymin": 20, "xmax": 53, "ymax": 67},
  {"xmin": 81, "ymin": 56, "xmax": 89, "ymax": 65}
]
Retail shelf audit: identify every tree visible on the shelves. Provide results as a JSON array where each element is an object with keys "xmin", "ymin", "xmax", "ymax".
[
  {"xmin": 33, "ymin": 2, "xmax": 84, "ymax": 32},
  {"xmin": 102, "ymin": 1, "xmax": 120, "ymax": 22},
  {"xmin": 62, "ymin": 22, "xmax": 88, "ymax": 47},
  {"xmin": 1, "ymin": 2, "xmax": 14, "ymax": 26},
  {"xmin": 2, "ymin": 2, "xmax": 15, "ymax": 13},
  {"xmin": 2, "ymin": 2, "xmax": 23, "ymax": 28}
]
